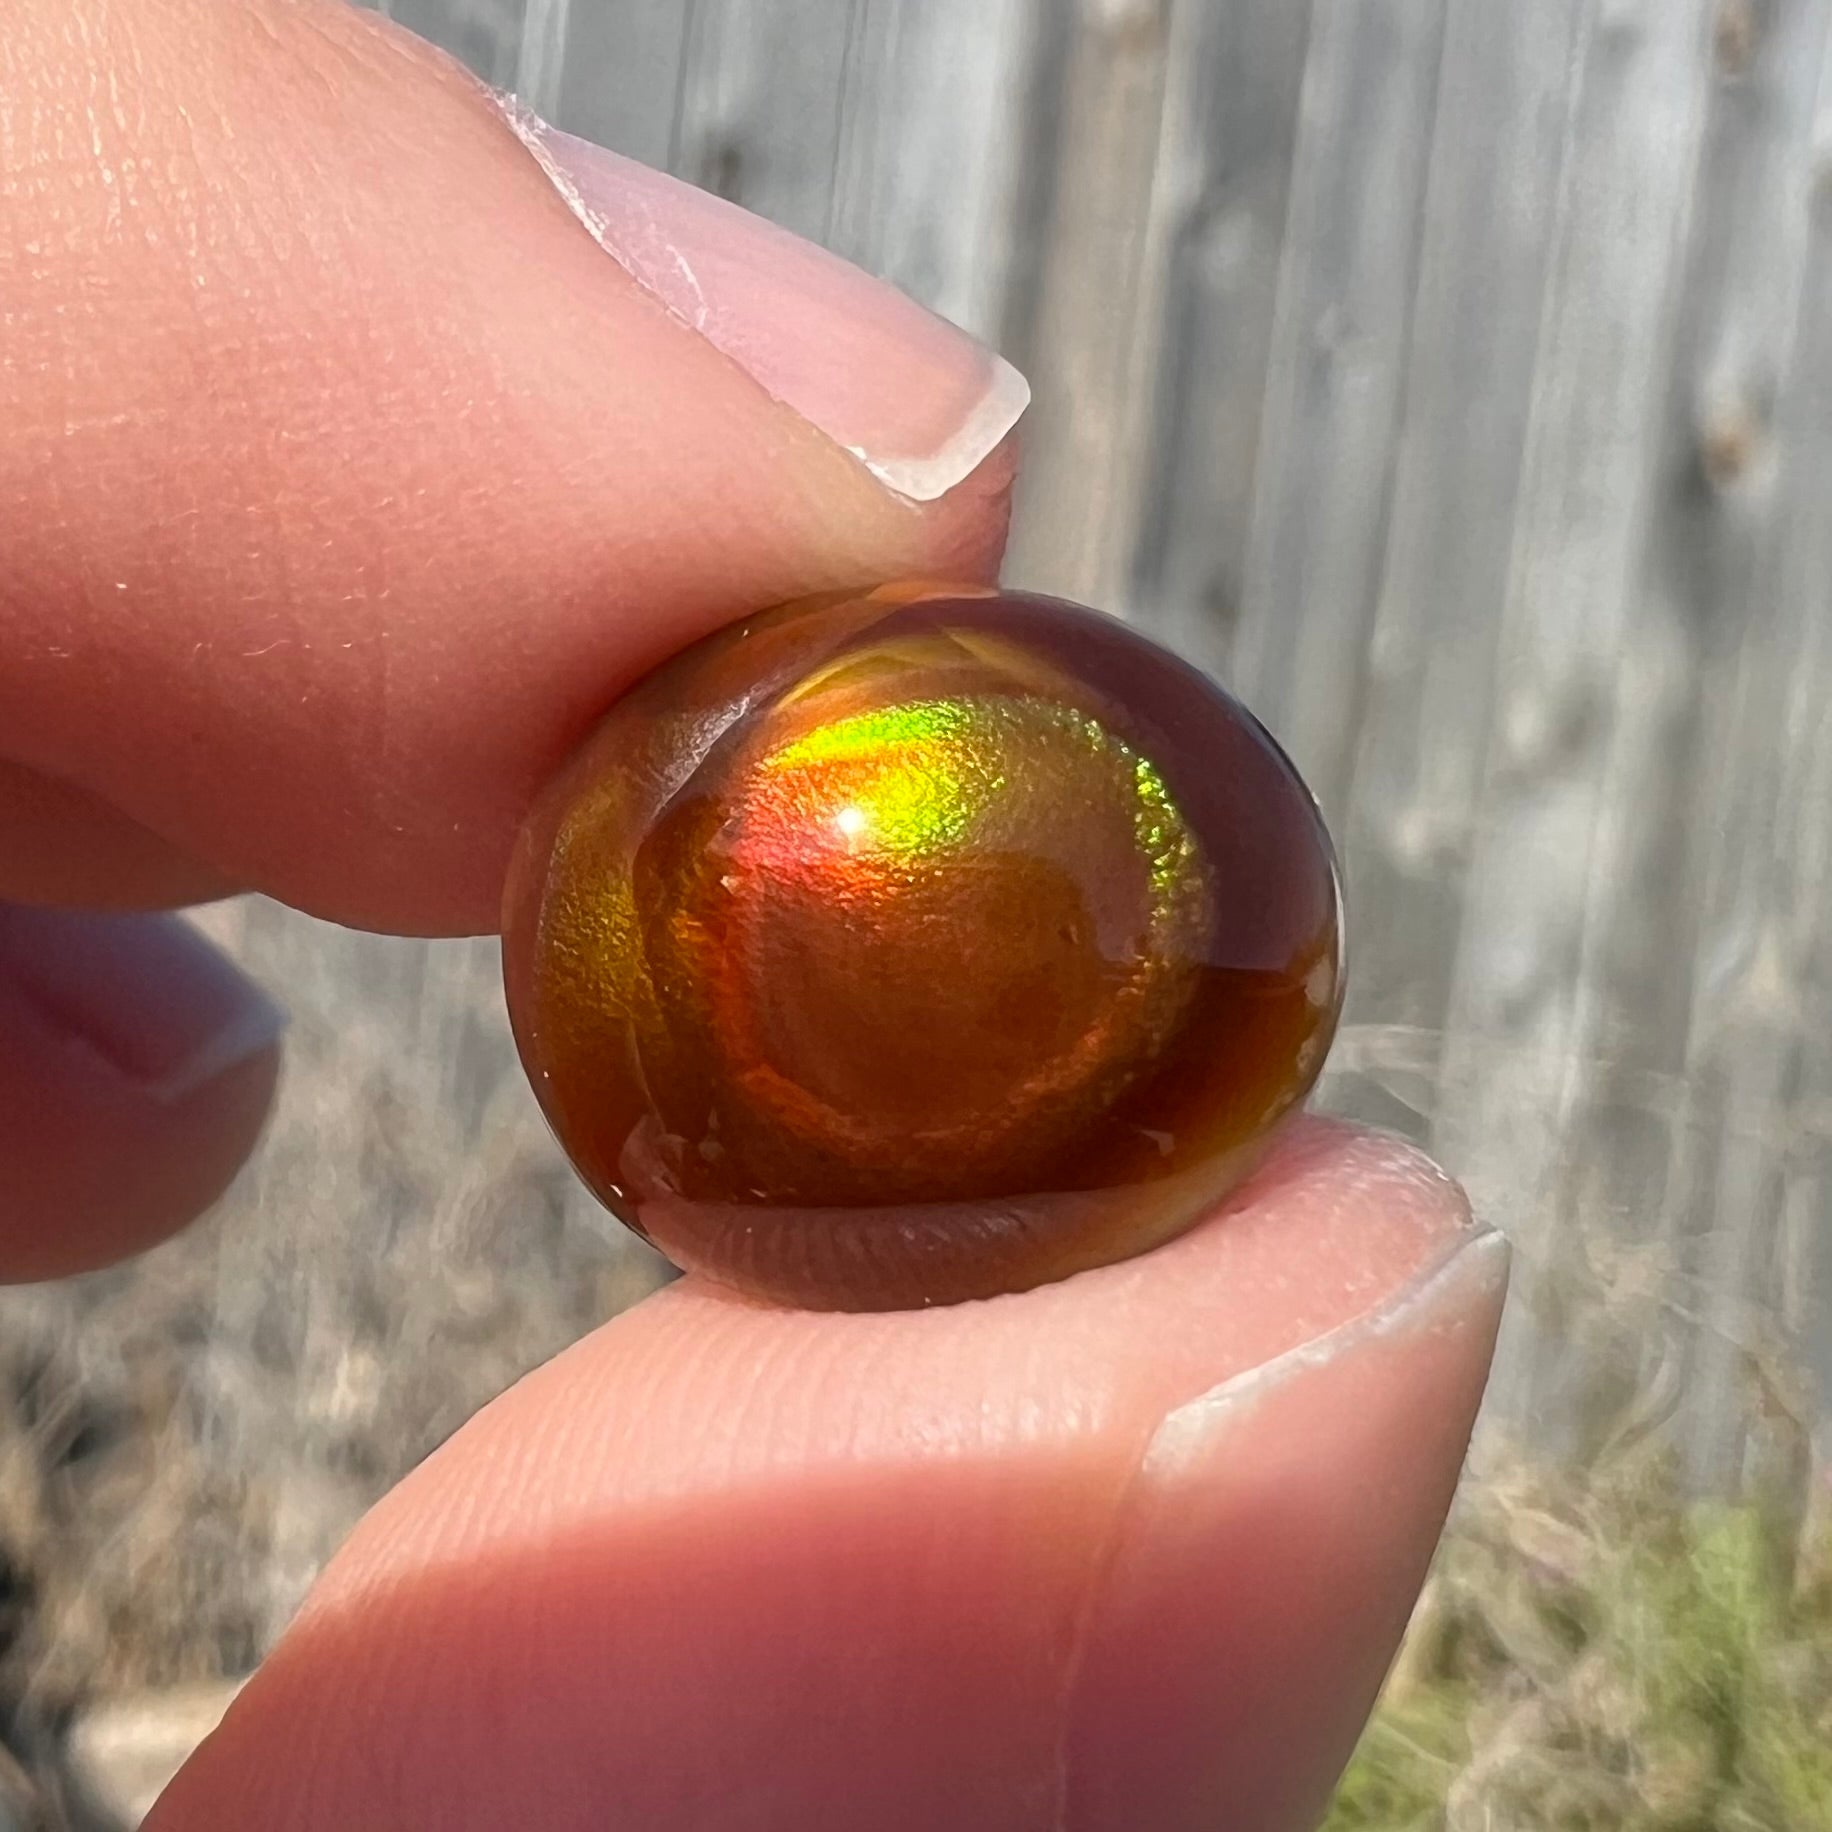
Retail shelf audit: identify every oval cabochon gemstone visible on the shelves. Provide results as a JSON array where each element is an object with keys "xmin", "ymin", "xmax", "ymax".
[{"xmin": 503, "ymin": 584, "xmax": 1342, "ymax": 1310}]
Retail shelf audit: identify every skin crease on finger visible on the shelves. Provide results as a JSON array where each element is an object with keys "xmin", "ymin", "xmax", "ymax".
[
  {"xmin": 0, "ymin": 0, "xmax": 1013, "ymax": 933},
  {"xmin": 146, "ymin": 1119, "xmax": 1509, "ymax": 1832}
]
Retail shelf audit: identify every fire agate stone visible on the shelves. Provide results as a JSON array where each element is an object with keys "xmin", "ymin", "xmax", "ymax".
[{"xmin": 503, "ymin": 584, "xmax": 1342, "ymax": 1310}]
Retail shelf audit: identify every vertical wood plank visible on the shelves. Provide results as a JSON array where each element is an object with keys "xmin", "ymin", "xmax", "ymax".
[
  {"xmin": 665, "ymin": 0, "xmax": 865, "ymax": 242},
  {"xmin": 999, "ymin": 0, "xmax": 1177, "ymax": 607},
  {"xmin": 1225, "ymin": 0, "xmax": 1452, "ymax": 821},
  {"xmin": 565, "ymin": 0, "xmax": 1040, "ymax": 346},
  {"xmin": 1671, "ymin": 8, "xmax": 1832, "ymax": 1475},
  {"xmin": 511, "ymin": 0, "xmax": 572, "ymax": 119},
  {"xmin": 533, "ymin": 3, "xmax": 691, "ymax": 170},
  {"xmin": 1429, "ymin": 0, "xmax": 1720, "ymax": 1417},
  {"xmin": 821, "ymin": 0, "xmax": 1037, "ymax": 340},
  {"xmin": 1123, "ymin": 0, "xmax": 1315, "ymax": 669},
  {"xmin": 1786, "ymin": 105, "xmax": 1832, "ymax": 1435},
  {"xmin": 1336, "ymin": 0, "xmax": 1589, "ymax": 1037}
]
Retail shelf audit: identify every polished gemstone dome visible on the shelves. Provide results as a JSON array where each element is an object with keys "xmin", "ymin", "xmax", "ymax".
[{"xmin": 504, "ymin": 584, "xmax": 1342, "ymax": 1310}]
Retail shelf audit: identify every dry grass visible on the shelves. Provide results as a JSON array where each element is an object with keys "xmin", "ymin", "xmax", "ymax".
[{"xmin": 1326, "ymin": 1451, "xmax": 1832, "ymax": 1831}]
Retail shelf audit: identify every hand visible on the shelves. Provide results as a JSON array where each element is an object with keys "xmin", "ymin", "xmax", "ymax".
[{"xmin": 0, "ymin": 3, "xmax": 1508, "ymax": 1826}]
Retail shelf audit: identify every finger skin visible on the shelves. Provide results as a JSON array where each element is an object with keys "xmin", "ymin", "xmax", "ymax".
[
  {"xmin": 1063, "ymin": 1235, "xmax": 1505, "ymax": 1830},
  {"xmin": 0, "ymin": 909, "xmax": 280, "ymax": 1277},
  {"xmin": 0, "ymin": 0, "xmax": 1013, "ymax": 933},
  {"xmin": 0, "ymin": 760, "xmax": 237, "ymax": 909},
  {"xmin": 147, "ymin": 1121, "xmax": 1508, "ymax": 1831}
]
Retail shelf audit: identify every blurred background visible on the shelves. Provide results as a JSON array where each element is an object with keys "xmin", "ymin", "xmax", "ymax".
[{"xmin": 3, "ymin": 1, "xmax": 1829, "ymax": 1826}]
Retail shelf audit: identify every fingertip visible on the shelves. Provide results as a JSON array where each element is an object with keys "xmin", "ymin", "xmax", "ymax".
[
  {"xmin": 492, "ymin": 105, "xmax": 1030, "ymax": 507},
  {"xmin": 0, "ymin": 908, "xmax": 283, "ymax": 1278},
  {"xmin": 1064, "ymin": 1226, "xmax": 1510, "ymax": 1831},
  {"xmin": 147, "ymin": 1122, "xmax": 1501, "ymax": 1831},
  {"xmin": 925, "ymin": 429, "xmax": 1020, "ymax": 583},
  {"xmin": 1, "ymin": 0, "xmax": 1025, "ymax": 935}
]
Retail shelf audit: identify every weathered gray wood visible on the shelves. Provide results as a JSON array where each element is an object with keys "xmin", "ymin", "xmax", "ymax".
[
  {"xmin": 1670, "ymin": 4, "xmax": 1832, "ymax": 1476},
  {"xmin": 1125, "ymin": 0, "xmax": 1315, "ymax": 669},
  {"xmin": 815, "ymin": 0, "xmax": 1036, "ymax": 344},
  {"xmin": 1782, "ymin": 72, "xmax": 1832, "ymax": 1424},
  {"xmin": 1337, "ymin": 0, "xmax": 1589, "ymax": 1040},
  {"xmin": 1427, "ymin": 0, "xmax": 1720, "ymax": 1419},
  {"xmin": 106, "ymin": 0, "xmax": 1832, "ymax": 1557},
  {"xmin": 998, "ymin": 0, "xmax": 1177, "ymax": 607},
  {"xmin": 662, "ymin": 0, "xmax": 862, "ymax": 240},
  {"xmin": 510, "ymin": 0, "xmax": 570, "ymax": 118},
  {"xmin": 528, "ymin": 0, "xmax": 1038, "ymax": 341},
  {"xmin": 1223, "ymin": 0, "xmax": 1451, "ymax": 819}
]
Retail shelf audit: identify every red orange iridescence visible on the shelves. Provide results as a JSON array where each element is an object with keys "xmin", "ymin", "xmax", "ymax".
[{"xmin": 503, "ymin": 585, "xmax": 1342, "ymax": 1310}]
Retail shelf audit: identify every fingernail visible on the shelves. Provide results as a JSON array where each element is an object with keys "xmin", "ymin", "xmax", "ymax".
[
  {"xmin": 1064, "ymin": 1226, "xmax": 1510, "ymax": 1832},
  {"xmin": 490, "ymin": 98, "xmax": 1030, "ymax": 503},
  {"xmin": 0, "ymin": 908, "xmax": 287, "ymax": 1104}
]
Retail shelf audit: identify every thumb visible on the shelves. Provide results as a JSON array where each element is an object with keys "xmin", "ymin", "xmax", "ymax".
[
  {"xmin": 145, "ymin": 1121, "xmax": 1508, "ymax": 1832},
  {"xmin": 0, "ymin": 0, "xmax": 1022, "ymax": 934}
]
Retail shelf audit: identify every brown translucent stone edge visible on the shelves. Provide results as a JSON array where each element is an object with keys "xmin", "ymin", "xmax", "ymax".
[{"xmin": 503, "ymin": 584, "xmax": 1344, "ymax": 1310}]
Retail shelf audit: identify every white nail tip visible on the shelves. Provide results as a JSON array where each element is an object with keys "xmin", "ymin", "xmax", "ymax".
[
  {"xmin": 148, "ymin": 986, "xmax": 288, "ymax": 1105},
  {"xmin": 847, "ymin": 357, "xmax": 1031, "ymax": 504},
  {"xmin": 487, "ymin": 93, "xmax": 1028, "ymax": 505},
  {"xmin": 1140, "ymin": 1228, "xmax": 1511, "ymax": 1479}
]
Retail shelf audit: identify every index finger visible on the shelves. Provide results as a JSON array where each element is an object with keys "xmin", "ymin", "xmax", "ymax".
[{"xmin": 0, "ymin": 0, "xmax": 1020, "ymax": 934}]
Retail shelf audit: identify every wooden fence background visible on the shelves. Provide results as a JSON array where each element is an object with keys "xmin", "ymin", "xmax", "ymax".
[
  {"xmin": 11, "ymin": 0, "xmax": 1827, "ymax": 1704},
  {"xmin": 350, "ymin": 0, "xmax": 1832, "ymax": 1457},
  {"xmin": 364, "ymin": 0, "xmax": 1832, "ymax": 1475}
]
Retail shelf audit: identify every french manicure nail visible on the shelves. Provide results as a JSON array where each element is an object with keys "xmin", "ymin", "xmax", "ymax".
[
  {"xmin": 1064, "ymin": 1226, "xmax": 1510, "ymax": 1832},
  {"xmin": 491, "ymin": 98, "xmax": 1030, "ymax": 503},
  {"xmin": 0, "ymin": 907, "xmax": 287, "ymax": 1104}
]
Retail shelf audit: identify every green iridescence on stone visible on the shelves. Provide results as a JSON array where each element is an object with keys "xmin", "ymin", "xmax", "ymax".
[
  {"xmin": 763, "ymin": 694, "xmax": 1202, "ymax": 911},
  {"xmin": 1128, "ymin": 748, "xmax": 1192, "ymax": 903},
  {"xmin": 505, "ymin": 584, "xmax": 1345, "ymax": 1311},
  {"xmin": 766, "ymin": 698, "xmax": 985, "ymax": 857}
]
